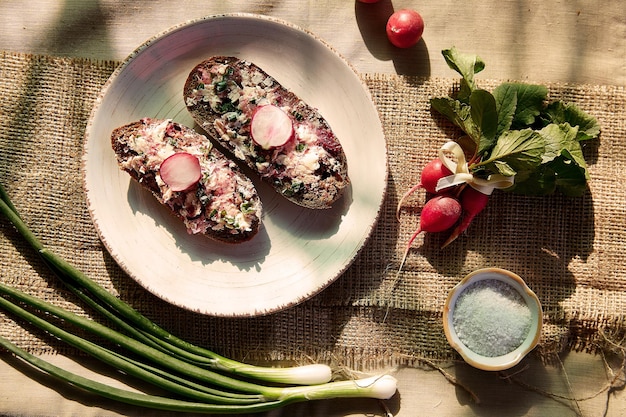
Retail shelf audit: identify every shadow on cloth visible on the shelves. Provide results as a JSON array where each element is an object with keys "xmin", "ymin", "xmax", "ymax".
[{"xmin": 452, "ymin": 357, "xmax": 557, "ymax": 416}]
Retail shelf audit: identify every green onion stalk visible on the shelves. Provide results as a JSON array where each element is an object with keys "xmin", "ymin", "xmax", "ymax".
[
  {"xmin": 0, "ymin": 183, "xmax": 398, "ymax": 413},
  {"xmin": 0, "ymin": 184, "xmax": 330, "ymax": 385}
]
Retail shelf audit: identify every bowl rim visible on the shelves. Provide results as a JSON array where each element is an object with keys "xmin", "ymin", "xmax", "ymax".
[{"xmin": 443, "ymin": 267, "xmax": 543, "ymax": 371}]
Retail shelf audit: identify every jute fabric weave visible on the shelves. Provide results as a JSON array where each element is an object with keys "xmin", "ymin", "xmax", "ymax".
[{"xmin": 1, "ymin": 52, "xmax": 625, "ymax": 369}]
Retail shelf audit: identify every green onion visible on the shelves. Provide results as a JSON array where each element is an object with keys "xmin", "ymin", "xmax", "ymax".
[
  {"xmin": 0, "ymin": 286, "xmax": 397, "ymax": 409},
  {"xmin": 0, "ymin": 188, "xmax": 330, "ymax": 385},
  {"xmin": 0, "ymin": 183, "xmax": 398, "ymax": 412},
  {"xmin": 0, "ymin": 290, "xmax": 262, "ymax": 404},
  {"xmin": 0, "ymin": 283, "xmax": 281, "ymax": 399},
  {"xmin": 0, "ymin": 336, "xmax": 288, "ymax": 414}
]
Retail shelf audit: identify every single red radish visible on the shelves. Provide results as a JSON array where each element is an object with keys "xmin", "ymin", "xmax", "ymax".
[
  {"xmin": 250, "ymin": 104, "xmax": 294, "ymax": 150},
  {"xmin": 413, "ymin": 195, "xmax": 461, "ymax": 235},
  {"xmin": 386, "ymin": 9, "xmax": 425, "ymax": 49},
  {"xmin": 419, "ymin": 158, "xmax": 454, "ymax": 194},
  {"xmin": 441, "ymin": 186, "xmax": 490, "ymax": 248},
  {"xmin": 159, "ymin": 152, "xmax": 202, "ymax": 192},
  {"xmin": 396, "ymin": 158, "xmax": 453, "ymax": 220},
  {"xmin": 395, "ymin": 195, "xmax": 461, "ymax": 275}
]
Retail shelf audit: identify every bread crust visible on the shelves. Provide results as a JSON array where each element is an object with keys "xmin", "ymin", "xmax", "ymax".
[
  {"xmin": 183, "ymin": 56, "xmax": 349, "ymax": 209},
  {"xmin": 111, "ymin": 118, "xmax": 262, "ymax": 243}
]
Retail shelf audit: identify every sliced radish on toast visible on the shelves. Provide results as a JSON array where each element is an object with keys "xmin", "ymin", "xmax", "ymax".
[
  {"xmin": 250, "ymin": 105, "xmax": 294, "ymax": 149},
  {"xmin": 160, "ymin": 152, "xmax": 202, "ymax": 191}
]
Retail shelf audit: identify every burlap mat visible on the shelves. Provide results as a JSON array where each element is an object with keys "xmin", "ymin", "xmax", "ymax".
[{"xmin": 1, "ymin": 51, "xmax": 625, "ymax": 370}]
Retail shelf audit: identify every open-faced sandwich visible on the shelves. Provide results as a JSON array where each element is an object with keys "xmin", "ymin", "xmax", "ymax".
[
  {"xmin": 183, "ymin": 56, "xmax": 349, "ymax": 209},
  {"xmin": 111, "ymin": 118, "xmax": 262, "ymax": 243}
]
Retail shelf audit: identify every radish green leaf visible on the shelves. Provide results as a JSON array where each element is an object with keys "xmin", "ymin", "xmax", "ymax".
[
  {"xmin": 430, "ymin": 97, "xmax": 480, "ymax": 141},
  {"xmin": 499, "ymin": 83, "xmax": 548, "ymax": 128},
  {"xmin": 469, "ymin": 89, "xmax": 498, "ymax": 155},
  {"xmin": 478, "ymin": 129, "xmax": 544, "ymax": 177},
  {"xmin": 540, "ymin": 101, "xmax": 600, "ymax": 141},
  {"xmin": 442, "ymin": 47, "xmax": 485, "ymax": 102}
]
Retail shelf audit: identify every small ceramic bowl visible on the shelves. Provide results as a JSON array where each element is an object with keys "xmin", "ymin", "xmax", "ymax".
[{"xmin": 443, "ymin": 268, "xmax": 543, "ymax": 371}]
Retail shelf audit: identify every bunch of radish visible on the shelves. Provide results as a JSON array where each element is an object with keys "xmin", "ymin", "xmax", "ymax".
[
  {"xmin": 396, "ymin": 156, "xmax": 490, "ymax": 263},
  {"xmin": 390, "ymin": 45, "xmax": 601, "ymax": 278}
]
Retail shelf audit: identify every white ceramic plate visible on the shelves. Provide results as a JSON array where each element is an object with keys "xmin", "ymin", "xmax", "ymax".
[{"xmin": 83, "ymin": 14, "xmax": 387, "ymax": 317}]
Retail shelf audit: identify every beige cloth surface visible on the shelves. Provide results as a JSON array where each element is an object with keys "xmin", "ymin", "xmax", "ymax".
[
  {"xmin": 1, "ymin": 1, "xmax": 626, "ymax": 416},
  {"xmin": 1, "ymin": 0, "xmax": 625, "ymax": 85}
]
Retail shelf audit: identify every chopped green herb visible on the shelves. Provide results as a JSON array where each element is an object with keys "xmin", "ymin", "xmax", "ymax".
[
  {"xmin": 218, "ymin": 101, "xmax": 238, "ymax": 114},
  {"xmin": 291, "ymin": 111, "xmax": 304, "ymax": 121},
  {"xmin": 224, "ymin": 216, "xmax": 238, "ymax": 229},
  {"xmin": 240, "ymin": 201, "xmax": 254, "ymax": 214},
  {"xmin": 200, "ymin": 144, "xmax": 213, "ymax": 156},
  {"xmin": 283, "ymin": 181, "xmax": 303, "ymax": 197},
  {"xmin": 215, "ymin": 80, "xmax": 228, "ymax": 92}
]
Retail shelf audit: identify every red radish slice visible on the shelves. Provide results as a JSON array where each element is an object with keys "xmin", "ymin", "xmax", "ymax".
[
  {"xmin": 250, "ymin": 105, "xmax": 294, "ymax": 149},
  {"xmin": 159, "ymin": 152, "xmax": 202, "ymax": 191}
]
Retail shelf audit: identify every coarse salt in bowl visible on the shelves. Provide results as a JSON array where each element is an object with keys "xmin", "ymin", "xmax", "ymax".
[{"xmin": 443, "ymin": 268, "xmax": 543, "ymax": 371}]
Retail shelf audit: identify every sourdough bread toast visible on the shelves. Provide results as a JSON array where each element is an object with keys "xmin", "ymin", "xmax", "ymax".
[
  {"xmin": 183, "ymin": 56, "xmax": 349, "ymax": 209},
  {"xmin": 111, "ymin": 118, "xmax": 262, "ymax": 243}
]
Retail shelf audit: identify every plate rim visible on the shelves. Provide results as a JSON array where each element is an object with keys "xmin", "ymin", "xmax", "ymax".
[{"xmin": 82, "ymin": 13, "xmax": 389, "ymax": 317}]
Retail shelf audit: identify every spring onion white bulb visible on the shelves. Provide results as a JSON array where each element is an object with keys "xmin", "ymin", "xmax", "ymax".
[
  {"xmin": 279, "ymin": 374, "xmax": 398, "ymax": 401},
  {"xmin": 231, "ymin": 363, "xmax": 332, "ymax": 385},
  {"xmin": 356, "ymin": 375, "xmax": 399, "ymax": 399}
]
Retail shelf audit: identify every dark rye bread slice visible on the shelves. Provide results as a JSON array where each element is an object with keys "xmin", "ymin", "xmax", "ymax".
[
  {"xmin": 183, "ymin": 56, "xmax": 349, "ymax": 209},
  {"xmin": 111, "ymin": 118, "xmax": 262, "ymax": 243}
]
